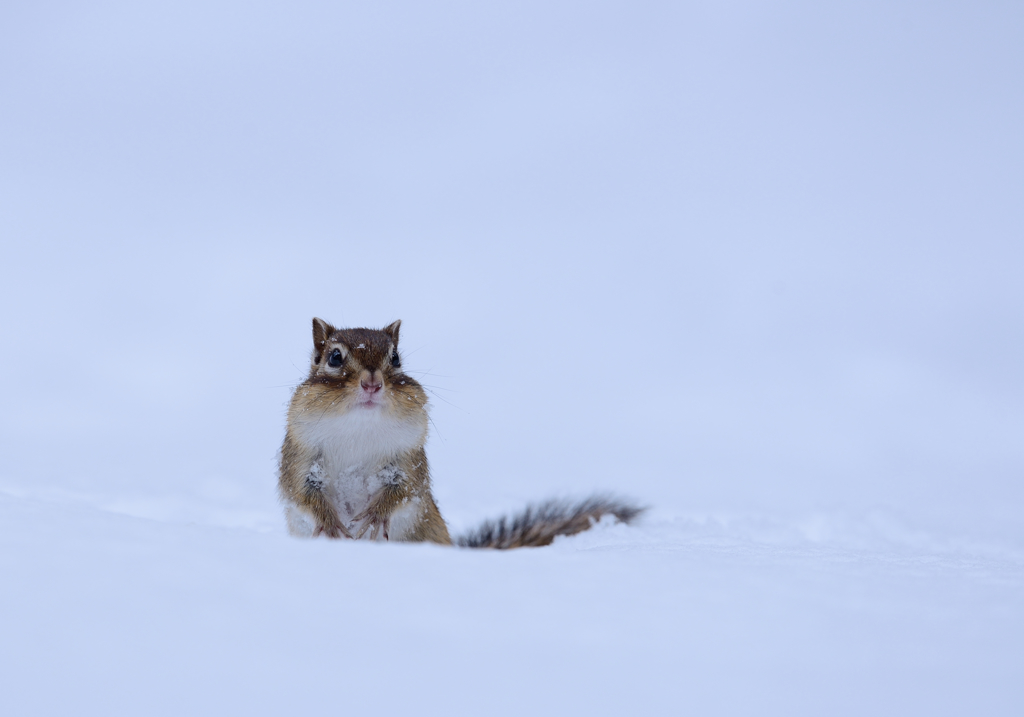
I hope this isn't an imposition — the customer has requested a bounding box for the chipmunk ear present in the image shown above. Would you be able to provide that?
[382,319,401,345]
[312,317,335,361]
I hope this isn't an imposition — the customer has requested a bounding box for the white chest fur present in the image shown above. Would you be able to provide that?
[292,407,425,472]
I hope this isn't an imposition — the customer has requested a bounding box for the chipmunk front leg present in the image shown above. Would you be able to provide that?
[301,462,353,539]
[352,466,414,541]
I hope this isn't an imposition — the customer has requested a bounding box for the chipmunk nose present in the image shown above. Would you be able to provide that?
[360,371,383,393]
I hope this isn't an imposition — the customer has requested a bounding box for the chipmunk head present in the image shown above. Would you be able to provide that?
[289,318,428,464]
[307,318,424,414]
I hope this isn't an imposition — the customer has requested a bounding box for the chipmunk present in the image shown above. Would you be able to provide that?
[278,318,643,548]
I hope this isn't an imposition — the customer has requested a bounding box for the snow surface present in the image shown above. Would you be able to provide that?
[1,1,1023,715]
[2,489,1021,716]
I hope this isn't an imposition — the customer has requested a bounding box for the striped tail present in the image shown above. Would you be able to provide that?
[456,495,645,549]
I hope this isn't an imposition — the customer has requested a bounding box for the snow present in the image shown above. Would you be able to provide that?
[2,489,1020,715]
[1,1,1023,715]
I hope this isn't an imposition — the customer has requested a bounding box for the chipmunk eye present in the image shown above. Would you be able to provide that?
[327,349,344,368]
[391,351,401,368]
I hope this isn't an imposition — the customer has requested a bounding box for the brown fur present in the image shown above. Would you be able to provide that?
[278,318,642,548]
[278,318,451,544]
